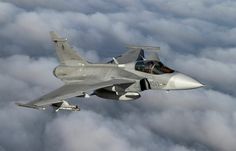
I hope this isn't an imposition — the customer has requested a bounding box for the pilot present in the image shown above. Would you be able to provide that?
[146,61,154,73]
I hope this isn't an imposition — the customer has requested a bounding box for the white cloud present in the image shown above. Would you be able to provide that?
[171,53,236,95]
[0,55,61,103]
[1,1,236,151]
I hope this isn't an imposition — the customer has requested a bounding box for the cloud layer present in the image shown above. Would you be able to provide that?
[0,1,236,151]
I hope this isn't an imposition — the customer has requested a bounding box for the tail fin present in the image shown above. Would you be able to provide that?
[50,31,88,65]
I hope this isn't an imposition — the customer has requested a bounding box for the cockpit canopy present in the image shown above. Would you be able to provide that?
[135,60,174,75]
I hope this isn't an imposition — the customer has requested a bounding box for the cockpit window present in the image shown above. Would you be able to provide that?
[135,60,174,75]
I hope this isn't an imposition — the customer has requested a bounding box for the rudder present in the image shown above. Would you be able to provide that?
[50,31,87,65]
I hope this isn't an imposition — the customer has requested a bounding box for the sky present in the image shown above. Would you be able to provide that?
[0,0,236,151]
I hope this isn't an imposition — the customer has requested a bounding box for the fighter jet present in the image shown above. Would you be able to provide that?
[17,31,204,111]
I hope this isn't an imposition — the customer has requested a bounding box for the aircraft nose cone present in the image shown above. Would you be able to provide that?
[166,73,204,90]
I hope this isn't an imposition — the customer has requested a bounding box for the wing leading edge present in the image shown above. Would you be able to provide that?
[17,79,135,109]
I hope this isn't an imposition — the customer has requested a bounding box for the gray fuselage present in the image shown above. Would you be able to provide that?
[53,61,202,101]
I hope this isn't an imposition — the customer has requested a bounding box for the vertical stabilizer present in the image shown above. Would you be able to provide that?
[50,31,87,65]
